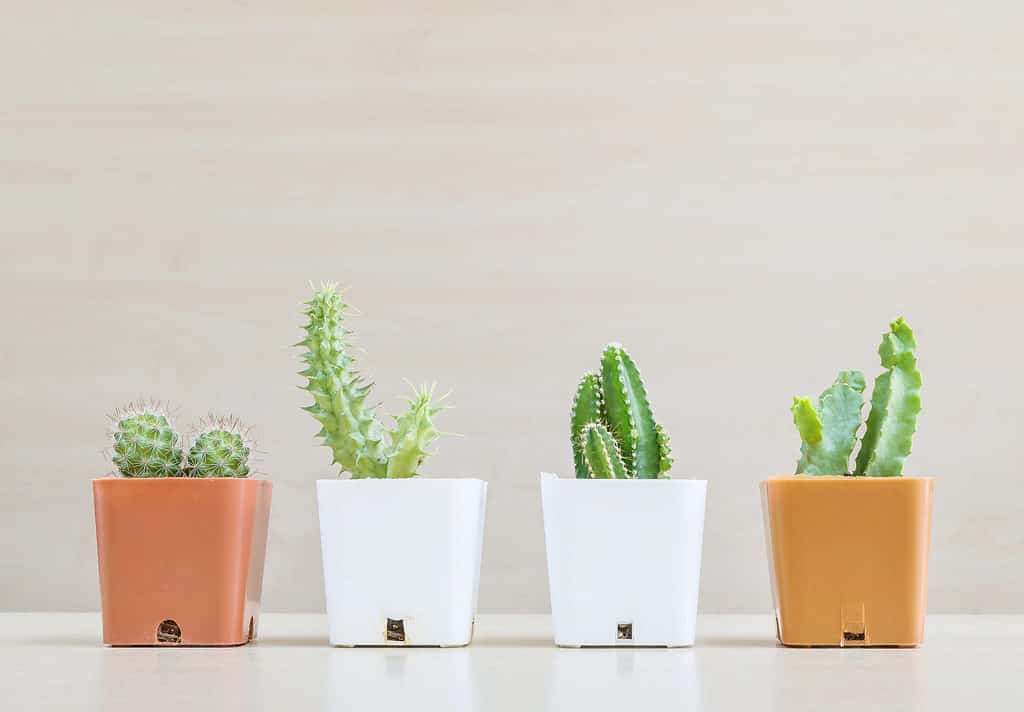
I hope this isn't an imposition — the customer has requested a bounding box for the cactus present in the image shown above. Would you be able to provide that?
[185,417,252,478]
[385,385,445,478]
[580,423,628,479]
[110,405,185,478]
[570,344,672,479]
[792,370,866,475]
[570,373,605,478]
[854,318,922,476]
[792,318,921,477]
[298,283,447,478]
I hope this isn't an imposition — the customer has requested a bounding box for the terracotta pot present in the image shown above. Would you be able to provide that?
[761,475,933,647]
[93,477,272,646]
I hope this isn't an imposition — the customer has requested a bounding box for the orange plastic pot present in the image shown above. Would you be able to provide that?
[93,477,272,646]
[761,475,933,647]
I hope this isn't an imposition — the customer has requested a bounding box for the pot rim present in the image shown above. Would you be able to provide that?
[762,474,933,483]
[92,476,270,484]
[541,471,707,484]
[316,476,486,484]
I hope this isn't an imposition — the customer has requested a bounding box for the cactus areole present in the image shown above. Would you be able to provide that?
[298,283,446,478]
[791,317,922,477]
[570,343,673,479]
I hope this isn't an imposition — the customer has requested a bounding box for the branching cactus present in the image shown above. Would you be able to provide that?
[185,417,253,478]
[570,344,672,479]
[298,283,447,478]
[109,404,185,478]
[792,317,922,477]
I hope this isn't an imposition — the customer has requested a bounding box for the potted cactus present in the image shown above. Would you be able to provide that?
[762,317,932,647]
[300,284,487,647]
[541,344,707,647]
[93,407,272,646]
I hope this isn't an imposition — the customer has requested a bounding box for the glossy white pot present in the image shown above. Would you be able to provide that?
[541,472,707,647]
[317,478,487,647]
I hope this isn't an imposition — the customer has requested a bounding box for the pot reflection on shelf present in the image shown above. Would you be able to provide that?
[325,647,477,711]
[543,648,703,710]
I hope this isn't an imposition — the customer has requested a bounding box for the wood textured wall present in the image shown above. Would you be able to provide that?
[2,1,1022,611]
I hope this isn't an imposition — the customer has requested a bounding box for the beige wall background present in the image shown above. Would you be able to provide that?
[3,1,1023,613]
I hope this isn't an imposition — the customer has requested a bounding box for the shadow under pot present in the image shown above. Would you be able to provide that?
[92,477,272,646]
[540,473,708,647]
[761,475,933,647]
[317,478,488,647]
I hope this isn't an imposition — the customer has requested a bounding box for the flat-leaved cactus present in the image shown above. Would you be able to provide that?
[792,317,922,477]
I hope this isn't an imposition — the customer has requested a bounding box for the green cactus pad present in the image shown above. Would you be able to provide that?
[111,411,184,478]
[792,370,866,475]
[580,423,628,479]
[186,429,251,478]
[854,318,922,477]
[570,372,605,479]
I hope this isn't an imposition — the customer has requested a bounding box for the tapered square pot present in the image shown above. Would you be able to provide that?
[93,477,272,646]
[761,475,933,647]
[317,478,487,647]
[540,473,707,647]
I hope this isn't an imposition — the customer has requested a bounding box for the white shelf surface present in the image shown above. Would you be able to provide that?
[3,613,1022,710]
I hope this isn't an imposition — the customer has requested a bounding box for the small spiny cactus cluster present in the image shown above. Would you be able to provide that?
[108,402,254,478]
[792,317,922,477]
[297,282,447,478]
[570,344,673,479]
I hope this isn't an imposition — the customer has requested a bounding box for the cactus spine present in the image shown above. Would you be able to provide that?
[186,418,252,478]
[792,318,921,477]
[111,407,184,478]
[570,344,672,479]
[298,283,446,478]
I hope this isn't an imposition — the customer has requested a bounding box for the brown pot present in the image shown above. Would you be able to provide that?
[93,477,272,646]
[761,475,933,647]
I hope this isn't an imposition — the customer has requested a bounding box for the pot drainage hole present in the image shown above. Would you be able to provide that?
[157,619,181,644]
[386,618,406,642]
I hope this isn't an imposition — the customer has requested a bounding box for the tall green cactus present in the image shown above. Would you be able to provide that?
[570,344,672,479]
[298,283,446,478]
[792,318,921,477]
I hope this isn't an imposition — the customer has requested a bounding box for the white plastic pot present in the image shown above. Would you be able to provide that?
[540,472,707,647]
[317,478,488,647]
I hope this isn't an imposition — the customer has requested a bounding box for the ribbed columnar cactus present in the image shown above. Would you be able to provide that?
[792,317,922,477]
[298,283,447,478]
[110,406,184,478]
[186,418,252,478]
[570,344,672,479]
